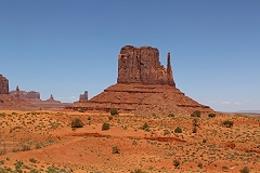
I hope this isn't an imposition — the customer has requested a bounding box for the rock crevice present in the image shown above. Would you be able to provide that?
[117,45,175,86]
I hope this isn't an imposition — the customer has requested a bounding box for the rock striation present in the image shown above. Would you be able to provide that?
[72,45,213,115]
[118,45,175,86]
[0,74,9,94]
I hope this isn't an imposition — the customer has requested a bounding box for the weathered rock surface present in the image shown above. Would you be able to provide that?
[79,91,88,102]
[9,87,41,100]
[72,45,213,115]
[1,86,67,110]
[0,74,9,94]
[118,45,175,86]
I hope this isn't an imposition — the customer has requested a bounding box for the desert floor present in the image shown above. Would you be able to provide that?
[0,110,259,173]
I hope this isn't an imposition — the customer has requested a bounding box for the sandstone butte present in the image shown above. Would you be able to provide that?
[0,76,65,110]
[73,45,213,115]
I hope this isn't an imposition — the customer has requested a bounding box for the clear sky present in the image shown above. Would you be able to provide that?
[0,0,259,112]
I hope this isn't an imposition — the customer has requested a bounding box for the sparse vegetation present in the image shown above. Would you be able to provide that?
[191,110,201,118]
[110,108,118,116]
[174,127,182,133]
[168,113,175,118]
[141,122,150,131]
[112,146,120,154]
[192,118,199,133]
[131,169,147,173]
[222,120,234,128]
[46,166,71,173]
[71,118,84,129]
[173,159,180,169]
[29,158,37,163]
[240,166,250,173]
[102,122,110,131]
[208,113,216,118]
[198,163,203,169]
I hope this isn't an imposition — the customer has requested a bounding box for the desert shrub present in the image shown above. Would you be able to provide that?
[112,146,120,154]
[222,120,234,128]
[46,166,69,173]
[173,159,180,169]
[0,160,4,165]
[240,166,250,173]
[142,122,150,131]
[50,121,60,129]
[0,112,6,117]
[198,163,203,169]
[29,158,37,163]
[208,113,216,118]
[71,118,84,129]
[168,113,175,118]
[0,149,6,155]
[78,107,86,113]
[15,160,24,172]
[131,169,146,173]
[102,122,110,131]
[174,127,182,133]
[192,118,199,133]
[110,108,118,116]
[192,127,197,133]
[191,110,201,118]
[21,144,31,151]
[29,169,40,173]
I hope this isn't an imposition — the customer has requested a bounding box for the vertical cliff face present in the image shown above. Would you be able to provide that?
[0,74,9,94]
[117,45,175,86]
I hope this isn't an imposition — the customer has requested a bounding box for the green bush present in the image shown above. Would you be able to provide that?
[168,113,175,118]
[223,120,234,128]
[174,127,182,133]
[173,159,180,169]
[240,166,250,173]
[208,113,216,118]
[142,122,150,131]
[71,118,84,129]
[131,169,147,173]
[110,108,118,116]
[102,122,110,131]
[29,158,37,163]
[112,146,120,154]
[191,110,201,118]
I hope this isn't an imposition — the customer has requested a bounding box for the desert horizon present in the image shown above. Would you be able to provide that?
[0,1,259,173]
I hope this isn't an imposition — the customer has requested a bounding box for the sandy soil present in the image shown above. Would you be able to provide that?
[0,110,259,173]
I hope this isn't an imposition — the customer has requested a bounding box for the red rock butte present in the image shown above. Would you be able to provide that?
[0,74,9,94]
[73,45,213,115]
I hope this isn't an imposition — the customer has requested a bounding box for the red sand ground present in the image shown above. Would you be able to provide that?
[0,110,259,173]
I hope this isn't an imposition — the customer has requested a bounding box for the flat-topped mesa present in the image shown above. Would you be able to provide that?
[117,45,176,86]
[0,74,9,94]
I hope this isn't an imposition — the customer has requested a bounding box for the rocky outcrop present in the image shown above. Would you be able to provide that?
[72,45,213,115]
[117,45,175,86]
[79,91,88,102]
[0,74,9,94]
[9,87,40,100]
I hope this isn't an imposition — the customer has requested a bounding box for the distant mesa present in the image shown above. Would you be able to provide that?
[0,74,9,94]
[72,45,213,115]
[0,76,65,110]
[79,91,88,102]
[9,85,41,100]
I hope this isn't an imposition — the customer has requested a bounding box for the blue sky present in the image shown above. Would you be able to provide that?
[0,0,259,112]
